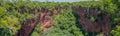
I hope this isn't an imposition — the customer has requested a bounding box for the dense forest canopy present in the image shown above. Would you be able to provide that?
[0,0,120,36]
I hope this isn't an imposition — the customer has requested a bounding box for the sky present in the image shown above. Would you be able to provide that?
[8,0,99,2]
[36,0,80,2]
[35,0,99,2]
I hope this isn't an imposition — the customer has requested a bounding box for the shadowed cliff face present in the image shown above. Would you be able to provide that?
[15,8,60,36]
[16,7,111,36]
[40,8,60,32]
[15,9,40,36]
[72,7,111,36]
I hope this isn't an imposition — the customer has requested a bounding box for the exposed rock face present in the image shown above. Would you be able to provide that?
[15,7,60,36]
[53,7,61,15]
[15,9,40,36]
[40,8,60,32]
[72,7,111,36]
[16,7,111,36]
[15,15,40,36]
[40,8,53,32]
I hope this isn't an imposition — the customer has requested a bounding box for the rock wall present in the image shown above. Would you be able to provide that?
[15,7,111,36]
[72,7,111,36]
[15,7,60,36]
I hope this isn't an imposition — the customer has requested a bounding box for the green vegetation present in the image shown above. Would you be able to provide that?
[111,25,120,36]
[0,0,120,36]
[42,8,83,36]
[31,22,42,36]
